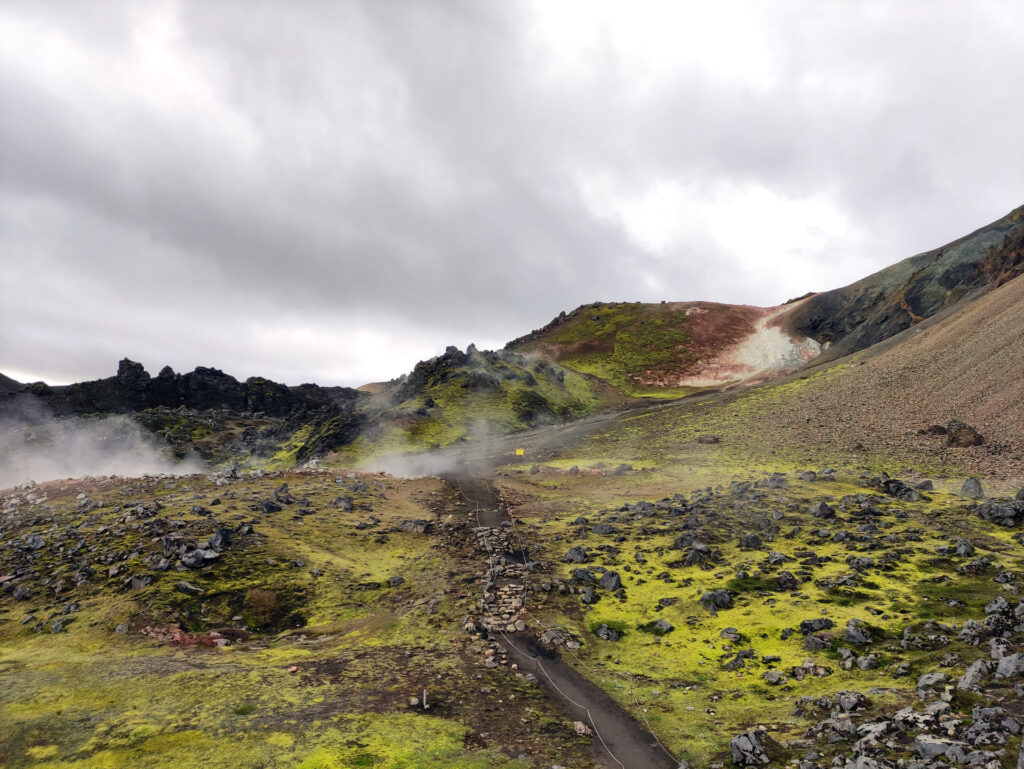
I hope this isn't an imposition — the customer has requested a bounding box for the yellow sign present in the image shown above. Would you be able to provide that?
[515,448,524,456]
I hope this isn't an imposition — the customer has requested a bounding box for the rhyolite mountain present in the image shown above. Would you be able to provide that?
[786,203,1024,361]
[510,204,1024,392]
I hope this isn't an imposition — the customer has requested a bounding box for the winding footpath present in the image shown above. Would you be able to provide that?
[445,470,678,769]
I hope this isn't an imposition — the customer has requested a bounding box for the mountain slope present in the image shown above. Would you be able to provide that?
[592,272,1024,479]
[507,299,820,396]
[786,204,1024,360]
[0,373,21,393]
[509,205,1023,396]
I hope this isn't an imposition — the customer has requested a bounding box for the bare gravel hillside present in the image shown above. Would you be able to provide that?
[763,273,1024,477]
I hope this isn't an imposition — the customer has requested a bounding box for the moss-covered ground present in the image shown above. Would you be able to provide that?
[0,471,594,768]
[491,461,1024,766]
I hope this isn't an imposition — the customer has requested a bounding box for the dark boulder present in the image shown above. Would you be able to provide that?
[599,570,622,591]
[843,618,873,645]
[961,477,984,498]
[255,499,282,514]
[701,589,735,610]
[638,618,674,635]
[594,623,622,641]
[208,528,232,551]
[396,520,433,534]
[947,420,984,447]
[811,501,835,519]
[570,568,598,585]
[579,585,599,604]
[739,533,762,549]
[730,730,770,766]
[778,571,798,591]
[977,499,1024,527]
[561,546,590,563]
[799,618,835,634]
[12,584,32,601]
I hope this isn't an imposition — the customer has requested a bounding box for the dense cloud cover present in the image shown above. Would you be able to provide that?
[1,1,1022,387]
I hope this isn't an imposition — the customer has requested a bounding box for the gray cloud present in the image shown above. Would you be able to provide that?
[1,0,1021,387]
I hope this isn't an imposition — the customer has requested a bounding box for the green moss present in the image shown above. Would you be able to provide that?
[493,464,1024,764]
[540,303,697,395]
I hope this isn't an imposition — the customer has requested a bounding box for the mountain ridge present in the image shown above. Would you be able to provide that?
[2,204,1021,475]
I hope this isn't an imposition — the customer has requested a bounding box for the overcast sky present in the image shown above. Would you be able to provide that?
[1,1,1021,388]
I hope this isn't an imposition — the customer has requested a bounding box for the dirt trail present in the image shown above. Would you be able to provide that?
[444,471,678,769]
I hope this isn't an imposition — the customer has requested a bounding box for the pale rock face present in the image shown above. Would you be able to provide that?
[735,324,821,372]
[680,301,821,387]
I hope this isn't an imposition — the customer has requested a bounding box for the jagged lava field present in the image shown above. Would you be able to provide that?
[1,205,1023,769]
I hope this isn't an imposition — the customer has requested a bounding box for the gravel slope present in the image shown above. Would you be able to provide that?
[754,273,1024,478]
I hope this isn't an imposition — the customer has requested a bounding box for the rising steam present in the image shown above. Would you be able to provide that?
[0,395,206,489]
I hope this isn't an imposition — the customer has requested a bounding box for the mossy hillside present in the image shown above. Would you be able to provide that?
[337,348,602,461]
[0,472,589,768]
[495,467,1024,764]
[511,302,699,397]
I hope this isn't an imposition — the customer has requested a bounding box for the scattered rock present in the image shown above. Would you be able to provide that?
[957,659,990,690]
[811,501,835,519]
[599,570,622,591]
[562,546,590,563]
[961,477,984,498]
[777,570,798,591]
[397,520,433,534]
[843,618,873,645]
[730,730,770,766]
[799,618,835,635]
[175,580,204,596]
[701,589,735,611]
[947,420,984,447]
[639,618,674,635]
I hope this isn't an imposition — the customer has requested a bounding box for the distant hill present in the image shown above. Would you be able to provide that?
[1,360,367,466]
[628,270,1024,479]
[506,300,817,396]
[0,351,602,467]
[509,205,1024,395]
[354,345,601,455]
[0,373,21,393]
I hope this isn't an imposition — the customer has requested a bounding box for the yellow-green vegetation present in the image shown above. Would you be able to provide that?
[0,471,588,768]
[494,464,1024,765]
[513,302,699,397]
[338,348,602,461]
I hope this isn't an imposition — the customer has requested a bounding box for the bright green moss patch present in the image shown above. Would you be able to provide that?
[536,303,697,395]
